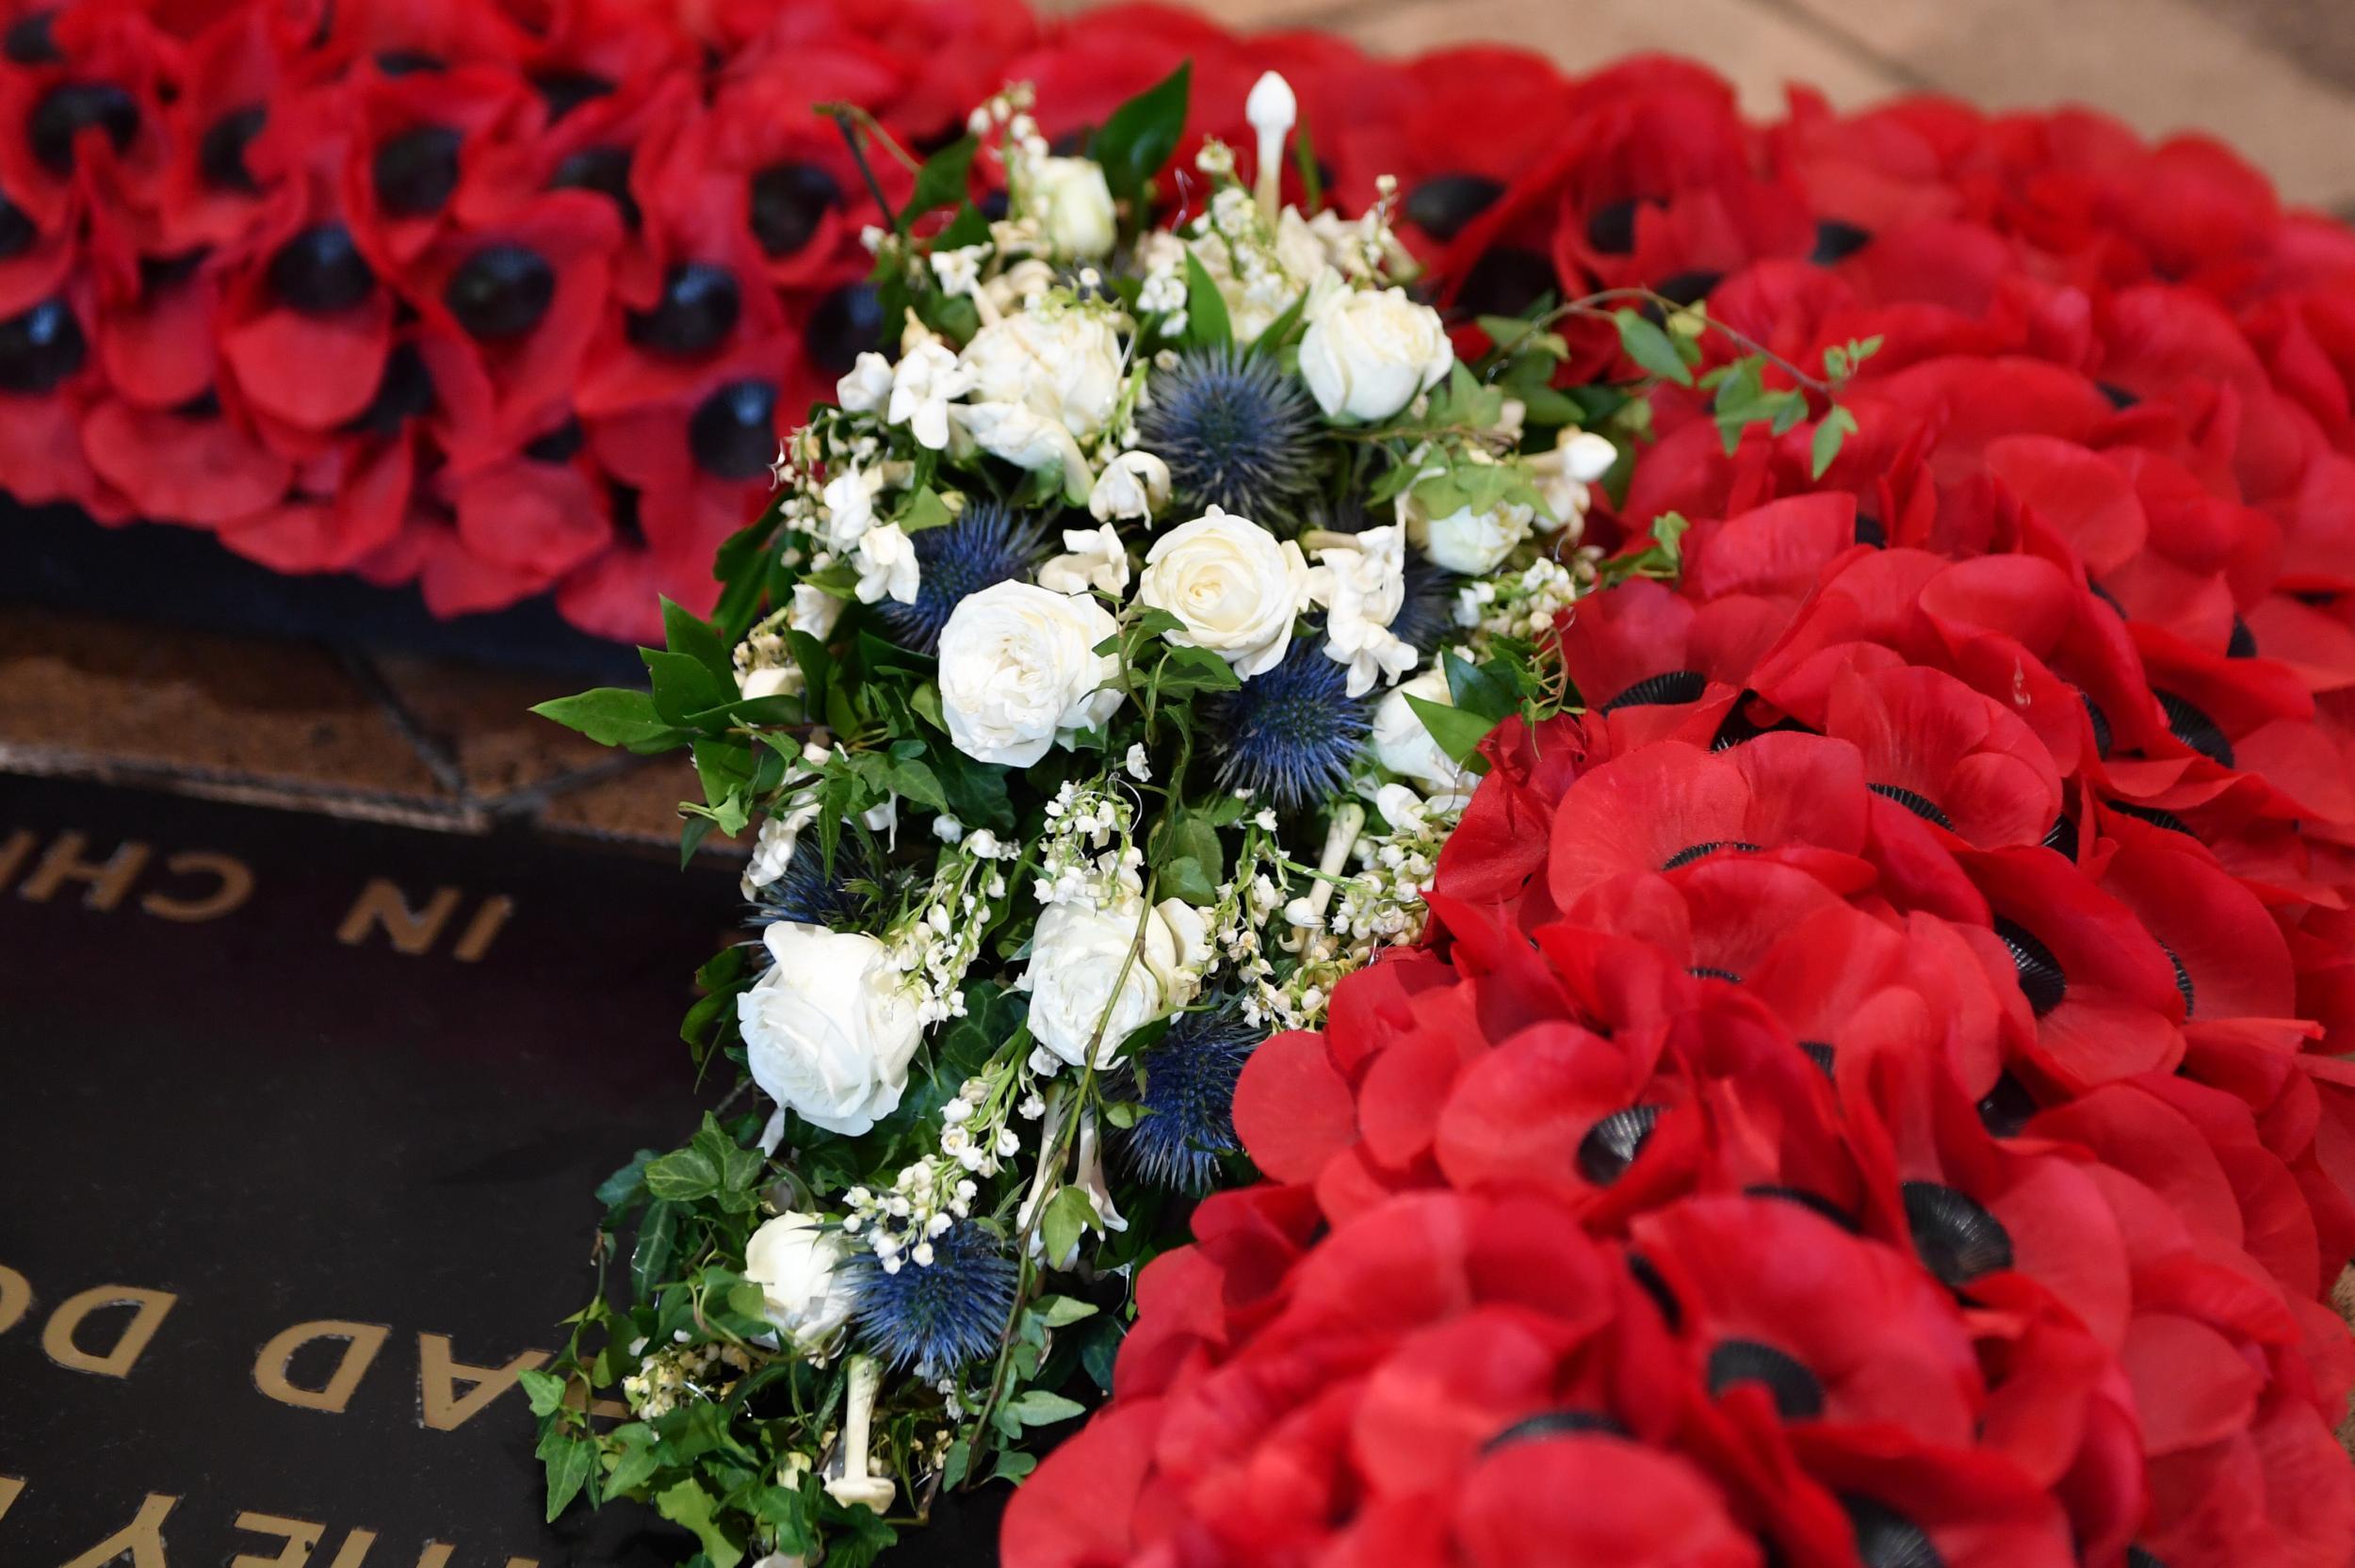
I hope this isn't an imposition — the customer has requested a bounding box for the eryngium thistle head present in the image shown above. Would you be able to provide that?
[1124,1002,1258,1190]
[872,500,1048,654]
[746,832,869,929]
[846,1221,1018,1380]
[1136,345,1321,529]
[1210,634,1370,809]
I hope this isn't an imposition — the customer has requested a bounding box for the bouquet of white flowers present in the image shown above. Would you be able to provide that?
[525,60,1860,1567]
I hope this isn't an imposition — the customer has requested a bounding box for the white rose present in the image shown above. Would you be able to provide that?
[885,340,971,450]
[937,581,1123,767]
[1141,897,1210,1011]
[788,582,843,641]
[1298,282,1453,422]
[742,1212,857,1350]
[1372,666,1475,796]
[836,352,894,415]
[960,306,1125,441]
[1026,156,1117,260]
[1137,509,1311,679]
[1022,897,1165,1068]
[1399,475,1535,575]
[1087,450,1173,524]
[739,922,924,1136]
[960,402,1092,498]
[853,523,919,606]
[1037,523,1131,597]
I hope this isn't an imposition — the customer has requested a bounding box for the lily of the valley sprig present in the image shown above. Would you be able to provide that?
[525,60,1864,1568]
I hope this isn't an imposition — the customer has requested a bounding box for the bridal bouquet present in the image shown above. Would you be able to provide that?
[524,62,1860,1567]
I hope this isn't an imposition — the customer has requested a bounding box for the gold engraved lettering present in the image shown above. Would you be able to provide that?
[0,828,33,890]
[0,1265,29,1335]
[450,896,514,963]
[336,881,463,956]
[41,1285,176,1377]
[60,1494,177,1568]
[231,1511,326,1568]
[323,1531,377,1568]
[416,1333,548,1431]
[140,850,256,923]
[18,832,152,911]
[0,1475,22,1522]
[253,1320,391,1414]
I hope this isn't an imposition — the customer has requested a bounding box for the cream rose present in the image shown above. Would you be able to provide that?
[937,581,1122,767]
[1136,509,1311,679]
[739,922,924,1136]
[742,1212,858,1351]
[1410,495,1535,575]
[960,305,1124,441]
[1372,666,1475,797]
[1026,155,1117,260]
[1298,283,1453,422]
[1021,895,1208,1067]
[1087,450,1173,524]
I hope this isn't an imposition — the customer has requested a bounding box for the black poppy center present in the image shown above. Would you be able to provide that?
[2041,812,2079,862]
[31,81,139,174]
[347,343,435,436]
[1483,1407,1629,1452]
[1993,917,2067,1016]
[4,9,58,64]
[372,124,463,217]
[750,161,845,257]
[1627,1252,1681,1328]
[1577,1105,1659,1186]
[689,379,778,482]
[525,416,586,464]
[0,190,34,259]
[806,282,884,374]
[445,244,556,341]
[1844,1495,1945,1568]
[2227,615,2256,659]
[1854,512,1888,548]
[1746,1183,1855,1229]
[2081,690,2114,758]
[268,223,375,315]
[0,298,85,394]
[1869,783,1955,830]
[1799,1041,1836,1076]
[550,145,641,230]
[1705,1339,1824,1420]
[200,105,267,194]
[1405,171,1505,243]
[2162,942,2195,1016]
[533,71,613,122]
[1976,1072,2039,1139]
[2157,690,2234,768]
[1688,965,1742,983]
[1584,198,1643,254]
[2110,800,2195,837]
[1604,669,1708,712]
[1811,218,1873,265]
[628,261,739,355]
[1662,840,1761,871]
[1454,246,1555,320]
[1900,1181,2013,1288]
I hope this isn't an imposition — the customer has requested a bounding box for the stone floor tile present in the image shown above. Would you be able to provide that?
[365,651,627,810]
[0,607,462,828]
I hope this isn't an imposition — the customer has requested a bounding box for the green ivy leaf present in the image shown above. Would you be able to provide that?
[605,1422,661,1495]
[631,1201,680,1298]
[643,1147,720,1201]
[900,135,977,227]
[1405,691,1500,769]
[661,598,734,684]
[990,1450,1040,1484]
[656,1478,745,1568]
[1811,405,1860,479]
[543,1433,597,1522]
[1613,309,1693,387]
[518,1366,567,1417]
[1182,247,1232,349]
[1089,62,1190,209]
[1036,1295,1100,1328]
[1006,1390,1089,1428]
[642,649,734,726]
[1040,1185,1096,1269]
[530,688,678,751]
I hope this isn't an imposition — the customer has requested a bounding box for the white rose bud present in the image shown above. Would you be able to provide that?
[961,307,1125,441]
[1410,495,1535,575]
[1021,897,1167,1068]
[1137,509,1311,679]
[1037,522,1131,597]
[1028,155,1117,260]
[1087,450,1173,524]
[853,523,919,606]
[742,1212,858,1351]
[739,922,924,1136]
[937,581,1123,767]
[1298,280,1454,422]
[1372,665,1475,796]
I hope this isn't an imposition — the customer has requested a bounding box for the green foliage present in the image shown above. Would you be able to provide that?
[1088,62,1190,210]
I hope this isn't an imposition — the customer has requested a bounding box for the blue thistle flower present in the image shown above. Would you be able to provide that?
[1137,345,1321,528]
[871,500,1048,653]
[1124,1002,1258,1191]
[846,1221,1019,1380]
[1209,635,1371,809]
[746,832,869,929]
